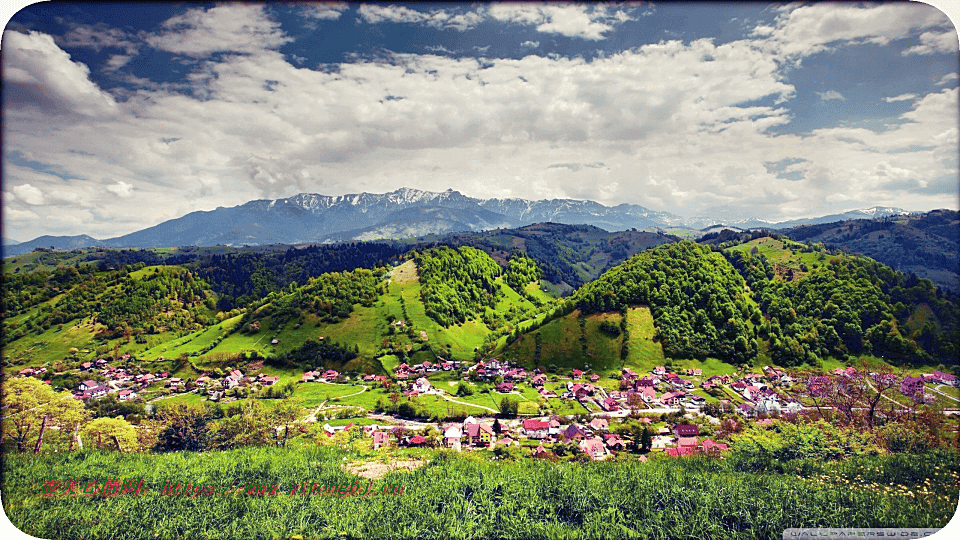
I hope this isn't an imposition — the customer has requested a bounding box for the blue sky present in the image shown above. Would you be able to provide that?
[2,1,958,240]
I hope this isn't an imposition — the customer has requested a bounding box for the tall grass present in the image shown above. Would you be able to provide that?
[3,447,957,539]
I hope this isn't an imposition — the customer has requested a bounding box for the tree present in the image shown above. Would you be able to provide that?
[81,417,138,452]
[2,378,88,452]
[156,403,209,451]
[499,397,519,418]
[639,426,652,454]
[206,401,275,450]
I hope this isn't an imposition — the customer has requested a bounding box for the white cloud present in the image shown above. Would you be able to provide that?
[104,54,133,71]
[59,24,138,54]
[757,3,952,58]
[884,93,917,103]
[106,181,134,198]
[299,2,349,21]
[3,21,957,238]
[358,4,428,25]
[817,90,845,101]
[144,4,292,57]
[937,72,959,85]
[5,208,40,222]
[488,3,615,40]
[521,40,540,48]
[2,30,118,117]
[902,29,959,55]
[358,4,484,32]
[12,184,45,205]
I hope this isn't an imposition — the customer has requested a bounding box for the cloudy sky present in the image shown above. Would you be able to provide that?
[2,1,958,241]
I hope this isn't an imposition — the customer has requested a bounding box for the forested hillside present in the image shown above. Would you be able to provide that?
[573,242,757,363]
[2,235,957,376]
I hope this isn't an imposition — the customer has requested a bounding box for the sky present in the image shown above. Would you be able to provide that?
[2,1,959,241]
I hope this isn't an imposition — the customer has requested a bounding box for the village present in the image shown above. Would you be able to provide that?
[13,352,959,462]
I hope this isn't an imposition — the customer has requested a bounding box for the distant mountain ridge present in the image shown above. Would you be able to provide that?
[4,187,915,256]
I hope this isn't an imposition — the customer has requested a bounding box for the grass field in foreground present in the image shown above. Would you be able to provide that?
[2,447,956,540]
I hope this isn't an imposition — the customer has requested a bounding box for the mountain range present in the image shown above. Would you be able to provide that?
[2,187,913,257]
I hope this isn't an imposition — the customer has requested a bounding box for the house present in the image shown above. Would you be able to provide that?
[589,374,600,383]
[87,385,109,398]
[572,369,584,380]
[302,371,319,383]
[81,362,94,371]
[601,398,620,412]
[532,445,552,459]
[588,418,609,432]
[412,377,432,393]
[443,426,462,450]
[651,435,670,450]
[579,438,609,460]
[531,374,547,387]
[675,424,700,437]
[743,385,762,401]
[79,380,99,391]
[738,403,755,417]
[118,389,137,401]
[636,376,657,388]
[756,398,781,416]
[701,439,729,455]
[496,382,514,393]
[259,376,279,386]
[676,436,698,448]
[464,422,494,446]
[931,371,957,386]
[622,368,639,380]
[666,446,698,458]
[686,368,702,376]
[322,370,340,381]
[660,391,684,406]
[406,435,428,447]
[372,431,390,449]
[522,419,551,439]
[495,436,518,448]
[653,366,666,376]
[563,424,586,442]
[603,434,629,450]
[635,386,656,403]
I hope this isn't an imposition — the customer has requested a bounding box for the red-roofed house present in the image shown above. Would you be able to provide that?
[701,439,729,455]
[602,398,620,412]
[522,419,551,439]
[932,371,957,386]
[464,423,494,446]
[676,436,698,448]
[666,446,698,458]
[579,438,608,460]
[407,435,427,447]
[572,369,584,379]
[589,418,609,432]
[675,424,700,437]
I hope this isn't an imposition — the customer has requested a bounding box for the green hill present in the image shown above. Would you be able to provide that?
[2,236,957,387]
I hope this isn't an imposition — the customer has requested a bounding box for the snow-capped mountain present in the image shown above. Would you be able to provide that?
[3,188,916,255]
